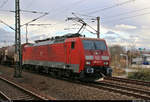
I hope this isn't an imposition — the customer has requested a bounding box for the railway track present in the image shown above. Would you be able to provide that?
[1,65,150,100]
[22,69,150,100]
[0,76,55,101]
[86,77,150,100]
[94,81,150,100]
[45,76,150,100]
[0,91,11,101]
[104,77,150,87]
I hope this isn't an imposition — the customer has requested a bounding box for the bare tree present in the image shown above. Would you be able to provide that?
[109,45,125,68]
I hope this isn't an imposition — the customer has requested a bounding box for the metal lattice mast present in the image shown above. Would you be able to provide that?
[14,0,22,77]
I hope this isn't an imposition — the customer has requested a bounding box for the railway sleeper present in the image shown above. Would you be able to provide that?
[12,97,35,100]
[90,84,150,100]
[11,95,35,100]
[99,81,150,95]
[105,77,150,86]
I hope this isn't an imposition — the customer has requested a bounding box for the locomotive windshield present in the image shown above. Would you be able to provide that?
[82,40,107,51]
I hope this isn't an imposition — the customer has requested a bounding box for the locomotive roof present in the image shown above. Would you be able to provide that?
[27,33,105,47]
[32,33,81,46]
[81,37,105,41]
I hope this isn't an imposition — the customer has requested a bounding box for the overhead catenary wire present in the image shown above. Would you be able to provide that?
[104,11,150,23]
[72,18,97,35]
[0,19,15,31]
[20,10,49,14]
[86,0,136,15]
[27,24,51,26]
[72,12,97,33]
[0,9,48,14]
[0,13,48,31]
[46,0,86,18]
[105,6,150,19]
[73,12,97,19]
[21,13,49,27]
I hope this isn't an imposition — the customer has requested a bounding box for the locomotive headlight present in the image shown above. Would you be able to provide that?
[85,56,94,60]
[104,62,108,65]
[102,56,109,60]
[86,61,91,65]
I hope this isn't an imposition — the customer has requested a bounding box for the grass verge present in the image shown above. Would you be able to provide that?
[128,68,150,81]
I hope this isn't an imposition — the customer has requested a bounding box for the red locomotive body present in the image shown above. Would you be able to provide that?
[22,34,112,80]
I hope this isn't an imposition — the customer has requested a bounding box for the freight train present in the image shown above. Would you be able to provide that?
[0,33,112,81]
[0,44,27,65]
[0,46,14,64]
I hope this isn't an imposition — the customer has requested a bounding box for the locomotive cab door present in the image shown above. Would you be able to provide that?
[65,42,71,65]
[65,41,76,63]
[65,41,80,72]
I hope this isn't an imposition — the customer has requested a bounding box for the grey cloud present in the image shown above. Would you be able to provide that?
[105,31,117,35]
[1,0,150,49]
[29,34,49,42]
[0,28,15,47]
[0,28,14,41]
[104,36,117,40]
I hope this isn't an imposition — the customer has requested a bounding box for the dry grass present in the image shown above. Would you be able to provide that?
[128,68,150,81]
[112,67,126,76]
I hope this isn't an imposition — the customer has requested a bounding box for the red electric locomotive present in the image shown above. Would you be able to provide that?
[22,33,112,81]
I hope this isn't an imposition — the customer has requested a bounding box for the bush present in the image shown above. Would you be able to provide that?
[128,69,150,81]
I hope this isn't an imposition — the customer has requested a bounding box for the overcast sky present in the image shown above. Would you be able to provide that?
[0,0,150,50]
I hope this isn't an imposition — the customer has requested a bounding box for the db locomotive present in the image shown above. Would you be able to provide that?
[22,33,112,80]
[0,33,112,81]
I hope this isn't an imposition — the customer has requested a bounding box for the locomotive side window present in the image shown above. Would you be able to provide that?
[71,42,75,49]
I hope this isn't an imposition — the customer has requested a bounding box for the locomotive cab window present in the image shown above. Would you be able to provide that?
[71,42,75,49]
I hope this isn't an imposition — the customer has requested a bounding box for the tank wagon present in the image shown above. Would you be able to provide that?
[22,33,112,81]
[0,44,28,65]
[3,45,15,64]
[0,47,8,64]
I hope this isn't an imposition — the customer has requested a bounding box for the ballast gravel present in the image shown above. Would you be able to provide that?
[0,65,135,100]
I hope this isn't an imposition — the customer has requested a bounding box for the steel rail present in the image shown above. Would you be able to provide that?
[97,81,150,99]
[48,76,150,100]
[4,65,150,100]
[0,75,56,100]
[104,77,150,86]
[87,82,150,100]
[22,68,150,100]
[0,91,11,101]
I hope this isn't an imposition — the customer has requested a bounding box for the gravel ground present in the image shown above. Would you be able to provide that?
[0,65,136,100]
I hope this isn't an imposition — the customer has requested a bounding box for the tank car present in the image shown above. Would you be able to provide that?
[22,33,112,81]
[0,47,8,64]
[3,45,15,64]
[0,43,29,65]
